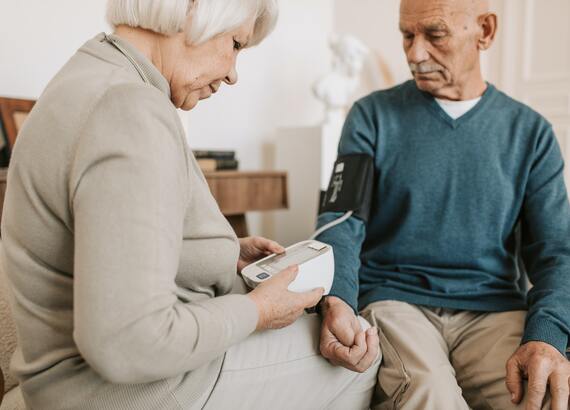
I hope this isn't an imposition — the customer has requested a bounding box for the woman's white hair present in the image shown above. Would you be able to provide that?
[106,0,278,46]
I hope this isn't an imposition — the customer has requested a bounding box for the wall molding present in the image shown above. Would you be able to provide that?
[522,0,570,84]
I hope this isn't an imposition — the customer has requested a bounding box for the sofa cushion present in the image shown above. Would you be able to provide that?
[0,386,25,410]
[0,243,18,393]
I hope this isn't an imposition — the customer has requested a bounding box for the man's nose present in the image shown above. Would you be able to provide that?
[407,36,430,64]
[224,65,238,86]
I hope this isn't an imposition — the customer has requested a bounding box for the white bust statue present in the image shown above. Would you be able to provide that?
[313,34,370,125]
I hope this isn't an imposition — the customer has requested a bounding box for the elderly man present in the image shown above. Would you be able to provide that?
[316,0,570,409]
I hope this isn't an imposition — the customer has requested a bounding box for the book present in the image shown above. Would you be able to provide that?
[193,150,236,160]
[197,158,239,172]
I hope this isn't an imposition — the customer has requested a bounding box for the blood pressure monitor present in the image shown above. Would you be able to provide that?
[241,240,334,294]
[241,154,374,296]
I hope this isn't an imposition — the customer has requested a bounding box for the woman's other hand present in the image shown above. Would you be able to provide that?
[247,266,324,330]
[237,236,285,272]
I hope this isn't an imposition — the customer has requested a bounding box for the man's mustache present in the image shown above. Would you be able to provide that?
[409,63,444,74]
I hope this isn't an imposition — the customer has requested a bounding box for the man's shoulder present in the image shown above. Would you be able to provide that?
[355,80,415,108]
[489,85,551,127]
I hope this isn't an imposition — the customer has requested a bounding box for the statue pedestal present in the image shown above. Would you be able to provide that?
[320,112,345,189]
[274,122,343,245]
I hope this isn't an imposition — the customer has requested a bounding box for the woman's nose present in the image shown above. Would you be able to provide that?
[224,66,238,85]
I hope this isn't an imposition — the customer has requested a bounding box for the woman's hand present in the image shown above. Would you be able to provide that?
[237,236,285,272]
[247,266,324,330]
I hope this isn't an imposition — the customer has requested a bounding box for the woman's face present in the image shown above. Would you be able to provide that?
[166,21,255,111]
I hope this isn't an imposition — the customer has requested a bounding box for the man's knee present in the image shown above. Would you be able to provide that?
[406,373,462,399]
[375,370,468,410]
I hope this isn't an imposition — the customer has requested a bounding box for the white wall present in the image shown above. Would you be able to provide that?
[0,1,109,99]
[333,0,410,88]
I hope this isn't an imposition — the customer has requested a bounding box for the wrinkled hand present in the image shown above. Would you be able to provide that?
[247,265,324,330]
[319,296,379,373]
[506,341,570,410]
[237,236,285,273]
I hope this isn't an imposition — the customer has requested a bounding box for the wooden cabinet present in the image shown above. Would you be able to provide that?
[0,169,288,237]
[204,171,288,237]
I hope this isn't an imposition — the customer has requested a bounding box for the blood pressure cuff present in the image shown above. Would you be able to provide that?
[319,154,375,223]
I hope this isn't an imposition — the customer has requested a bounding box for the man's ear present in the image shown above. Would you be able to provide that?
[477,12,498,51]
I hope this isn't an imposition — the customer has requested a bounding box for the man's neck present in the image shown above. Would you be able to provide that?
[431,69,487,101]
[432,82,487,101]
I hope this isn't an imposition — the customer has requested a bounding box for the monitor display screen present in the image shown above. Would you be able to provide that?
[257,243,327,272]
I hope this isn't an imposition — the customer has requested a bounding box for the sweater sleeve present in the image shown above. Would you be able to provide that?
[520,123,570,356]
[315,101,377,312]
[70,84,258,384]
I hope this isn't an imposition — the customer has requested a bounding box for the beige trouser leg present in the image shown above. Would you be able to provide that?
[203,313,381,410]
[362,301,469,410]
[362,301,551,410]
[447,309,551,410]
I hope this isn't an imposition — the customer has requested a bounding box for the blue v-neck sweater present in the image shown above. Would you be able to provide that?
[316,80,570,355]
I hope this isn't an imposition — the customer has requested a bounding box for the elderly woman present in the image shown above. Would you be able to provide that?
[1,0,380,409]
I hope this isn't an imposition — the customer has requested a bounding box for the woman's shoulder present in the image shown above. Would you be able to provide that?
[20,57,184,171]
[45,58,171,119]
[35,34,172,123]
[29,35,183,152]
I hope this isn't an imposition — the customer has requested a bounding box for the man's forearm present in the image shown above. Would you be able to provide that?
[315,212,366,312]
[522,286,570,356]
[520,126,570,356]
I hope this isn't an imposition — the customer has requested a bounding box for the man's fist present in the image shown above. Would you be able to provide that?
[319,296,380,373]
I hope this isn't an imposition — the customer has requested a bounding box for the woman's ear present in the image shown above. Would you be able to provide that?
[477,12,498,51]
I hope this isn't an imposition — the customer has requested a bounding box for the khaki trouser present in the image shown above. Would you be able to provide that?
[362,300,552,410]
[202,313,380,410]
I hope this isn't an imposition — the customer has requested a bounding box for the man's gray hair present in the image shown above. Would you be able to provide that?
[106,0,278,46]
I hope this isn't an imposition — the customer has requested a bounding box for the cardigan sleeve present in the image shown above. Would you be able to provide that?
[70,84,258,384]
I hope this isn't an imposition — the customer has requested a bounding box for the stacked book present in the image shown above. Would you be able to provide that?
[193,150,239,173]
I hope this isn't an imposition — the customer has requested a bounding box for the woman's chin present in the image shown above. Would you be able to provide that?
[177,94,199,111]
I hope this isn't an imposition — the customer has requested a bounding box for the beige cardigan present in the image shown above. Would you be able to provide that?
[0,33,258,410]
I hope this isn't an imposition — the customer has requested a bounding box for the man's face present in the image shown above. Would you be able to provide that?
[399,0,482,97]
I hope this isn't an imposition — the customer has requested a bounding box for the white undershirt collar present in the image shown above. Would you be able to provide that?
[435,97,482,120]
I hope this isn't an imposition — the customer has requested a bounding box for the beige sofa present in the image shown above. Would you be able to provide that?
[0,244,25,410]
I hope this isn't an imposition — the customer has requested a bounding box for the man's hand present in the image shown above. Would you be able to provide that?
[319,296,379,373]
[237,236,285,273]
[506,341,570,410]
